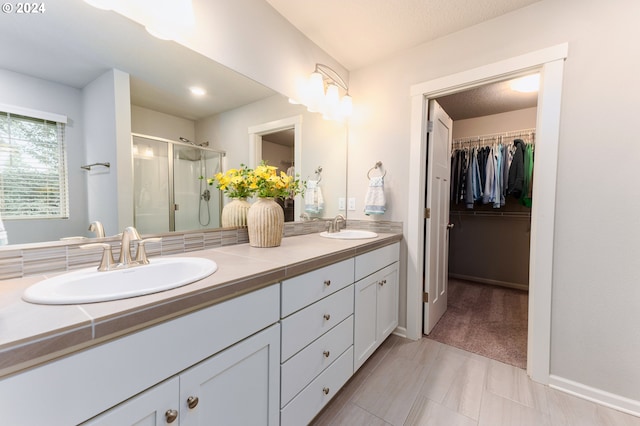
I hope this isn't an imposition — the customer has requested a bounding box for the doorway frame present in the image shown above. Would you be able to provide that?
[248,115,303,219]
[406,43,568,384]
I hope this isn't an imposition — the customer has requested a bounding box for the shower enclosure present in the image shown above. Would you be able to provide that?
[132,134,223,235]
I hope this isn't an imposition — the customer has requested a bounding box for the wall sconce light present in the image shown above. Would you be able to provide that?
[291,64,352,121]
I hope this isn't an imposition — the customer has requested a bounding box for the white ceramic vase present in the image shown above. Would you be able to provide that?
[247,197,284,247]
[221,198,251,228]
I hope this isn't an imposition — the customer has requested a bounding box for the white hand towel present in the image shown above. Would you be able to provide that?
[304,180,324,213]
[364,176,386,215]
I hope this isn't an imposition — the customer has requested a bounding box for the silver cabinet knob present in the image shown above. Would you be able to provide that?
[323,387,330,395]
[379,279,387,286]
[187,396,199,409]
[165,409,178,423]
[323,313,331,321]
[447,223,455,229]
[323,350,330,358]
[324,279,331,286]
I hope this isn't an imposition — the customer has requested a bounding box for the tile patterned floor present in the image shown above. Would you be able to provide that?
[311,335,640,426]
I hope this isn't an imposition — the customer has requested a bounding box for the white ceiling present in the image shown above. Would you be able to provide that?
[0,0,541,122]
[265,0,541,71]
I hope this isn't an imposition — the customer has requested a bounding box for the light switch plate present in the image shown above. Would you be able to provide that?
[338,197,346,210]
[348,198,356,211]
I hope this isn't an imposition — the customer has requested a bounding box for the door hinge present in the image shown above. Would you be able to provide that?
[427,120,434,133]
[423,292,429,303]
[424,208,431,219]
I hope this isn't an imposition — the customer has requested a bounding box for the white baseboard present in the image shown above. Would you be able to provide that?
[448,273,529,292]
[392,326,408,339]
[549,375,640,418]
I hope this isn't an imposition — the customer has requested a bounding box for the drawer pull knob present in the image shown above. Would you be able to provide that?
[323,313,331,321]
[379,279,387,286]
[324,279,331,286]
[187,396,199,409]
[165,409,178,423]
[323,350,330,358]
[323,387,330,395]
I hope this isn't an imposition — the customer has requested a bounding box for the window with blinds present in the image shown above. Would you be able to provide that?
[0,111,69,219]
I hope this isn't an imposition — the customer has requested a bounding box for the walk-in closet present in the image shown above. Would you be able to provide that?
[426,77,538,369]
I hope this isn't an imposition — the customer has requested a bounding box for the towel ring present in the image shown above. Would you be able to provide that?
[311,166,322,184]
[367,161,386,179]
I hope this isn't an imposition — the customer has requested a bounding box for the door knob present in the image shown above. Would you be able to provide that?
[187,396,199,409]
[165,409,178,423]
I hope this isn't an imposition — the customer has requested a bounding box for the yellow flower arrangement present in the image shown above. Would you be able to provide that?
[209,162,305,199]
[208,164,253,199]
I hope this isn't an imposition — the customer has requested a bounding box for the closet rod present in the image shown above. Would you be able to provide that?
[453,127,536,146]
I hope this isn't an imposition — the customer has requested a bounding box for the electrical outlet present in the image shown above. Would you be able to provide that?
[338,197,346,210]
[348,198,356,211]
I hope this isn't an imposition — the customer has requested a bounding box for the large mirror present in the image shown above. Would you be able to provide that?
[0,2,347,245]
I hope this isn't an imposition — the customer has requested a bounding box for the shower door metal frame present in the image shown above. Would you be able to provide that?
[131,133,225,232]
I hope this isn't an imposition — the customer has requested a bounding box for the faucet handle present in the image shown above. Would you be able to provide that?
[80,243,116,271]
[135,237,162,265]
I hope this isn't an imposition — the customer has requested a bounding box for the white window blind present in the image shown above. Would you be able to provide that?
[0,111,69,219]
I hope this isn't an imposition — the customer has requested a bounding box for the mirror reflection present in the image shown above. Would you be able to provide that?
[0,2,347,245]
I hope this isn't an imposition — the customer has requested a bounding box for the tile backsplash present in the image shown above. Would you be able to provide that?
[0,220,402,280]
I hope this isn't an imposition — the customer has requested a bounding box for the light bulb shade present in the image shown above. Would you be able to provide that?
[325,84,340,116]
[340,95,353,117]
[307,71,325,113]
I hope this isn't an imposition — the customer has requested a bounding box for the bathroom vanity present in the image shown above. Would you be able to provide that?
[0,232,400,425]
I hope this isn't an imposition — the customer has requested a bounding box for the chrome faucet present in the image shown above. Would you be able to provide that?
[327,214,346,233]
[88,221,105,238]
[118,226,142,266]
[81,226,162,271]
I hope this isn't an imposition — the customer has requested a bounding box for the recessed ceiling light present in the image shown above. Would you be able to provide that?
[189,86,206,96]
[510,74,540,93]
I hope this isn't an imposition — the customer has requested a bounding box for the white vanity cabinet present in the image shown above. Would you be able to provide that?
[2,284,280,426]
[84,324,280,426]
[279,259,356,426]
[354,242,400,371]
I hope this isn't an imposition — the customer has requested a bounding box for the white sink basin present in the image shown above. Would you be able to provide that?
[23,257,218,305]
[319,230,378,240]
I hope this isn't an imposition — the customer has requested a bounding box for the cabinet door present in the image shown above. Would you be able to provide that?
[354,262,399,372]
[377,262,399,341]
[354,274,379,371]
[83,377,180,426]
[179,324,280,426]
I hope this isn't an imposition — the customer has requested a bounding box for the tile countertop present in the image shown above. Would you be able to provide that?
[0,232,401,379]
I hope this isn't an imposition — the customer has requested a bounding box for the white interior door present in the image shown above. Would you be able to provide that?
[423,99,453,334]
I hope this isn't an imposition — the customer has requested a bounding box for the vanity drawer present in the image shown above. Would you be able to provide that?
[281,258,354,317]
[280,346,353,426]
[280,285,354,362]
[281,315,353,407]
[355,242,400,281]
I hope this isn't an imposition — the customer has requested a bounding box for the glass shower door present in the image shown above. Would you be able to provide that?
[173,145,222,232]
[133,136,170,234]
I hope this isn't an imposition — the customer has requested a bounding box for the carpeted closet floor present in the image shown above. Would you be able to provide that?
[426,278,528,369]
